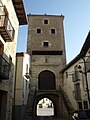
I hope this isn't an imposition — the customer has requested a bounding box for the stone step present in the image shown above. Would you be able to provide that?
[24,89,36,120]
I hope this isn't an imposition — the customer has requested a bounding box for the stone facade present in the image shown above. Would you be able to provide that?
[27,14,67,117]
[27,14,66,89]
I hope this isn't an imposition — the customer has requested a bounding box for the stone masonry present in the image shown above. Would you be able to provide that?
[27,14,67,118]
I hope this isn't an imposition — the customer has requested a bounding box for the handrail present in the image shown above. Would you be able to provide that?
[1,15,15,40]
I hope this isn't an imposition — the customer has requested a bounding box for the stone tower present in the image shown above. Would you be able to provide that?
[27,14,66,117]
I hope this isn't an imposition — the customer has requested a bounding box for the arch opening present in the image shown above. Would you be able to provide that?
[38,70,56,90]
[37,98,54,116]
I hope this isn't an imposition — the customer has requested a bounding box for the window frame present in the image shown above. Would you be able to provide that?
[36,28,42,34]
[43,19,49,25]
[43,41,49,47]
[51,28,56,34]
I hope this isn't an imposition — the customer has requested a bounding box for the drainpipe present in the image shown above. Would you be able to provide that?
[82,57,90,108]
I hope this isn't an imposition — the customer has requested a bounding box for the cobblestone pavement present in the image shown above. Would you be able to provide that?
[35,108,68,120]
[33,116,68,120]
[37,108,54,116]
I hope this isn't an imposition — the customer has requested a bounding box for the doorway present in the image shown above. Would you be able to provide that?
[0,90,7,120]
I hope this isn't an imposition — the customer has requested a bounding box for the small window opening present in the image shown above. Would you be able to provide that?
[37,29,41,34]
[43,42,49,47]
[51,29,55,34]
[44,20,48,24]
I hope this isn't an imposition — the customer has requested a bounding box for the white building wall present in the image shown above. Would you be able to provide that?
[15,53,31,120]
[23,53,31,105]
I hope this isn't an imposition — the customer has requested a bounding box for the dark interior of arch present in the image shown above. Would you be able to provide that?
[38,70,56,90]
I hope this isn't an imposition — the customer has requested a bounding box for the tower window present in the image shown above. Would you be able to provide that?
[51,29,55,34]
[43,41,49,47]
[37,29,41,34]
[44,19,48,24]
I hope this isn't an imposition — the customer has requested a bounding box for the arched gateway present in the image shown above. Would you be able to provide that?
[33,70,59,116]
[37,98,54,116]
[35,93,59,116]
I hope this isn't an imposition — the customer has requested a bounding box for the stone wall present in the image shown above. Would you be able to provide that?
[0,0,19,120]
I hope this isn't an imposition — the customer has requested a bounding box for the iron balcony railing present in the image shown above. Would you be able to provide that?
[0,6,15,42]
[0,55,11,79]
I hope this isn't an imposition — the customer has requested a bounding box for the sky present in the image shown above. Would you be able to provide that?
[16,0,90,63]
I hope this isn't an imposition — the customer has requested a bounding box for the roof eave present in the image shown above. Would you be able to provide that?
[12,0,27,25]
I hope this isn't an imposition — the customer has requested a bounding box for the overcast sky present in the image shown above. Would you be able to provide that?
[16,0,90,63]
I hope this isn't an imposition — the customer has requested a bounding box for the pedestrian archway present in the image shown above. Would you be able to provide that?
[38,70,56,90]
[37,98,54,116]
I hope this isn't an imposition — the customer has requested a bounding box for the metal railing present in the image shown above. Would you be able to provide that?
[0,55,11,79]
[0,6,15,41]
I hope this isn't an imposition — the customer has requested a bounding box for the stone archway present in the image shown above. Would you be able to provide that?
[38,70,56,90]
[37,97,54,116]
[34,92,60,117]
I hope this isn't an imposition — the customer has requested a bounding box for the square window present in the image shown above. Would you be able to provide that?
[51,29,55,34]
[37,29,41,34]
[44,20,48,24]
[43,42,48,47]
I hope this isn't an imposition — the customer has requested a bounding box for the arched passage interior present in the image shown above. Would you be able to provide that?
[37,98,54,116]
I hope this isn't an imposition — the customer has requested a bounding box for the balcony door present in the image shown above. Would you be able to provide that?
[0,90,7,120]
[38,70,56,90]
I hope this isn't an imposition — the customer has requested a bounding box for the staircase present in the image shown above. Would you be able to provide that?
[24,86,36,120]
[59,85,74,115]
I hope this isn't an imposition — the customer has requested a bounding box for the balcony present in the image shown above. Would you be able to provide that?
[0,55,11,79]
[0,6,15,42]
